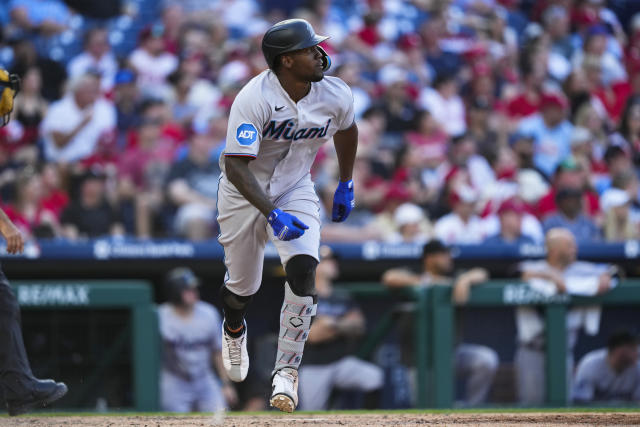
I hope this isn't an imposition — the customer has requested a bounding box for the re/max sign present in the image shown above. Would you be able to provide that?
[16,285,90,306]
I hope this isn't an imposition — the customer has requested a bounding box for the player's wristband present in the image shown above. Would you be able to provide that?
[267,208,282,225]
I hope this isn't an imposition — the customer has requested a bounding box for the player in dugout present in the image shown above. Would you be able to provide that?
[0,69,67,416]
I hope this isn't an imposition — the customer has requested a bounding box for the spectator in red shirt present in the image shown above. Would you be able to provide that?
[118,116,178,238]
[583,54,631,124]
[506,59,544,120]
[536,159,600,220]
[2,170,59,239]
[39,163,68,219]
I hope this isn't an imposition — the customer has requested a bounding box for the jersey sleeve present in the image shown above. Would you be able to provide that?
[224,87,270,159]
[571,358,595,402]
[336,80,355,131]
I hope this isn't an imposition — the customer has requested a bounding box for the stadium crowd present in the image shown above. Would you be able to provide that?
[0,0,640,245]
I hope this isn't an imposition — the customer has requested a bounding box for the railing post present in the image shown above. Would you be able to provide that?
[430,286,454,408]
[132,305,160,411]
[545,304,567,407]
[415,287,430,408]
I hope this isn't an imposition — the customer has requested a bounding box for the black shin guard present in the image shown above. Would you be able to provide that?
[219,286,253,332]
[285,255,319,299]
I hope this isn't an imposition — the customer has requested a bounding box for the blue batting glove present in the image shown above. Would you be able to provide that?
[267,208,309,241]
[332,180,354,222]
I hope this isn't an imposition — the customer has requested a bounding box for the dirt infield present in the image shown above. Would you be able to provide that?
[2,412,640,427]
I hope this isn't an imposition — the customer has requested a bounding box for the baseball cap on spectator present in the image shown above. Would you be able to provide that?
[398,33,421,51]
[555,157,582,174]
[378,64,407,87]
[385,184,412,204]
[600,188,630,211]
[574,9,599,27]
[114,69,135,85]
[394,203,425,227]
[570,127,592,146]
[81,166,107,182]
[218,60,250,91]
[422,239,450,258]
[587,24,609,38]
[498,198,527,215]
[523,23,544,42]
[604,145,627,164]
[518,170,549,203]
[540,92,567,110]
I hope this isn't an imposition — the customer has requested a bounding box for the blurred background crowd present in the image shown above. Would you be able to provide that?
[1,0,640,245]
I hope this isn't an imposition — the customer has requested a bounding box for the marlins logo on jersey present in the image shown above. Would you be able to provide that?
[263,119,331,141]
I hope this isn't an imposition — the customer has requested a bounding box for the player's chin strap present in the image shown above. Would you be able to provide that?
[273,281,317,375]
[317,46,331,72]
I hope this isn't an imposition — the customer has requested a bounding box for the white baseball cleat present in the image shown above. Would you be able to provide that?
[270,367,299,413]
[221,321,249,382]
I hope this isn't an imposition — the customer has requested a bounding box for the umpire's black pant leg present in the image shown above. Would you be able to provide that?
[0,268,34,398]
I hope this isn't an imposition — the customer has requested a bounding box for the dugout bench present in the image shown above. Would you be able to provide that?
[340,280,640,409]
[12,280,160,411]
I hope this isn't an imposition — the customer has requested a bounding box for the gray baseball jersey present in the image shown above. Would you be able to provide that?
[572,348,640,402]
[219,69,354,198]
[158,301,221,380]
[216,69,354,296]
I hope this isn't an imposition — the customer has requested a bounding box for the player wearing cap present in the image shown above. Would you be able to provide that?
[216,19,357,412]
[159,267,236,412]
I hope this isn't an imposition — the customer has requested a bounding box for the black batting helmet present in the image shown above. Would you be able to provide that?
[165,267,200,305]
[261,19,331,72]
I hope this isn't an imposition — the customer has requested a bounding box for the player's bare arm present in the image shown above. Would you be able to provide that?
[381,268,421,288]
[0,208,24,254]
[224,156,277,217]
[50,111,93,148]
[333,122,358,182]
[331,123,358,222]
[452,268,489,304]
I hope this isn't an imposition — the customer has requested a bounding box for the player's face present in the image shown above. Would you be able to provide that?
[181,288,199,307]
[288,45,325,82]
[426,252,453,276]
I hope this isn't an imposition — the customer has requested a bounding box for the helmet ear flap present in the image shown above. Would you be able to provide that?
[0,71,19,127]
[317,45,331,72]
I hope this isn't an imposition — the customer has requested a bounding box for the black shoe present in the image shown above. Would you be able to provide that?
[7,379,68,416]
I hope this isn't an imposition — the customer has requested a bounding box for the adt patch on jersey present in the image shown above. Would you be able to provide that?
[236,123,258,146]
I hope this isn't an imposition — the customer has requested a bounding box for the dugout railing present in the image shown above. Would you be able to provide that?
[340,280,640,409]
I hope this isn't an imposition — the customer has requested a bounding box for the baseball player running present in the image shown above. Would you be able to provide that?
[217,19,357,413]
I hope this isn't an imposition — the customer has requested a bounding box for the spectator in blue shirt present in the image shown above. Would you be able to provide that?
[484,198,537,245]
[543,188,602,241]
[518,92,574,177]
